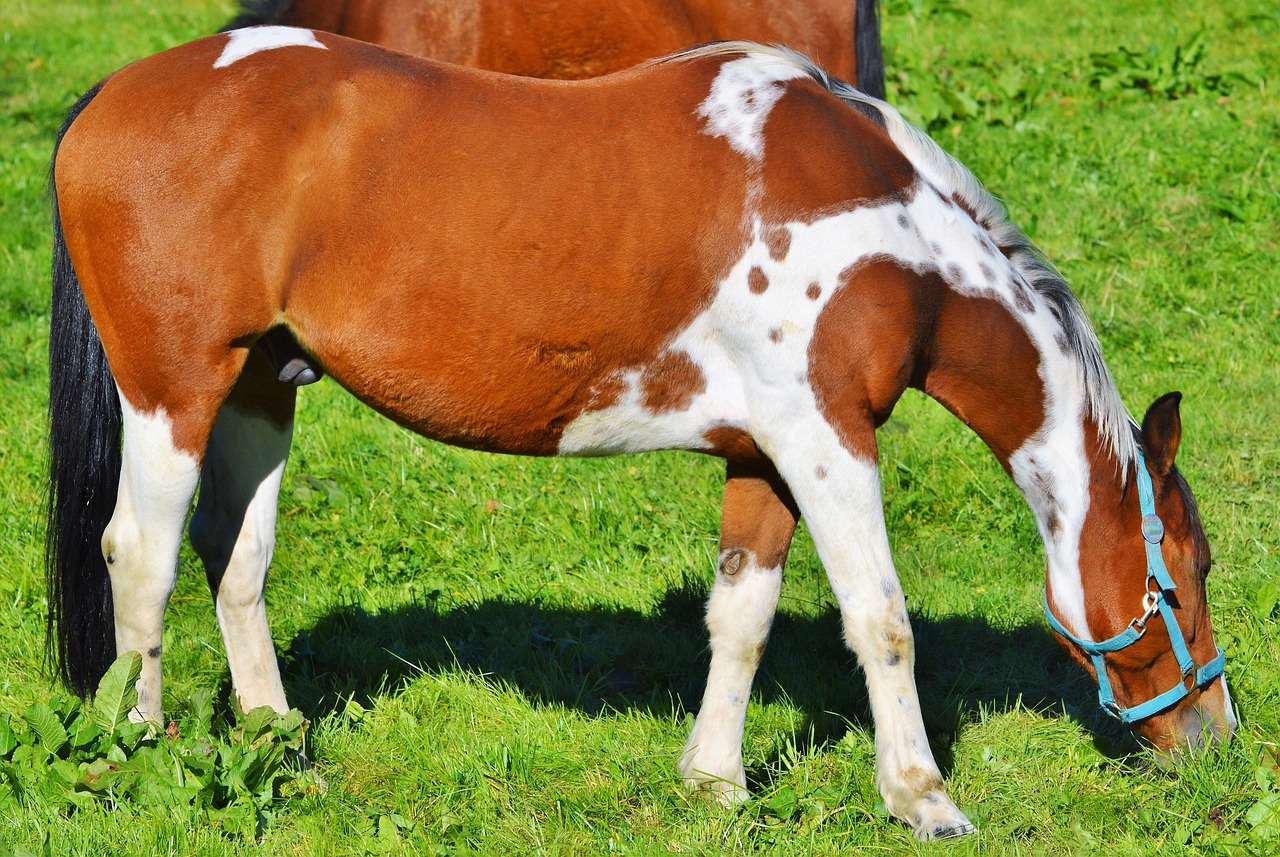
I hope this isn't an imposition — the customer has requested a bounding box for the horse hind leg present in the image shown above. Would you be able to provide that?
[103,386,230,723]
[680,460,799,801]
[189,348,296,715]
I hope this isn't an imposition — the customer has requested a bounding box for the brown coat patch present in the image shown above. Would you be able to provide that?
[702,425,766,462]
[920,285,1048,467]
[762,223,792,261]
[808,257,1049,466]
[807,258,942,458]
[640,350,707,414]
[757,79,918,224]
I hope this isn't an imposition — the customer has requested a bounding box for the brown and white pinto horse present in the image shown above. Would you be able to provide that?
[224,0,884,95]
[47,32,1233,839]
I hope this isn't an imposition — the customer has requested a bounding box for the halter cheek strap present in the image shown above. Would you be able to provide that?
[1042,448,1225,724]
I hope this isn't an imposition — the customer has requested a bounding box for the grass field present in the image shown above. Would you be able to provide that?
[1,0,1277,853]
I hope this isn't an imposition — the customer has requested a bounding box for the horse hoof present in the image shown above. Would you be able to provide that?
[925,821,977,840]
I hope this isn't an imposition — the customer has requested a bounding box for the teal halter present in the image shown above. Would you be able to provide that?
[1043,448,1225,724]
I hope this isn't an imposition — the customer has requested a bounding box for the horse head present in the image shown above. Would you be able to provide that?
[1050,392,1235,754]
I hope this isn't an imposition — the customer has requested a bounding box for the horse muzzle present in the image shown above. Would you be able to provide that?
[1151,676,1237,765]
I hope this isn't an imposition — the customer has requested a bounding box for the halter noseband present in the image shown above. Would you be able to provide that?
[1042,448,1225,724]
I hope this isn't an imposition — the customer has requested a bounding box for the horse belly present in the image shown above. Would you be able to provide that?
[303,321,750,459]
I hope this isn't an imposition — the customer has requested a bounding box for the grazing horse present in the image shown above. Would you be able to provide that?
[223,0,885,96]
[47,31,1233,839]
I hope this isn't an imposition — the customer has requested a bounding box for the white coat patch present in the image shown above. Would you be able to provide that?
[696,55,808,160]
[214,26,327,69]
[557,194,990,460]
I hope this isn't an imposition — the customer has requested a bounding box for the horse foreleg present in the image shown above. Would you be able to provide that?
[189,352,295,715]
[680,459,799,801]
[770,439,975,841]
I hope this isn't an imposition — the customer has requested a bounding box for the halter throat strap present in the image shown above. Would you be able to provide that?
[1043,447,1224,724]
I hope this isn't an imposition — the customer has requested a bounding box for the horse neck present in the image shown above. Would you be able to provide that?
[919,280,1131,634]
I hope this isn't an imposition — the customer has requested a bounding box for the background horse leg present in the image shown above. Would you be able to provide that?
[769,436,975,840]
[189,350,295,715]
[680,460,799,801]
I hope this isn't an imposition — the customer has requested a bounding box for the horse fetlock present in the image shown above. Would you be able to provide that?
[679,756,749,805]
[125,662,165,726]
[680,729,748,804]
[233,685,290,717]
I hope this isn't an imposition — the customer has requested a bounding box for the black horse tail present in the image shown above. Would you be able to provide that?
[855,0,885,100]
[221,0,295,31]
[47,79,120,698]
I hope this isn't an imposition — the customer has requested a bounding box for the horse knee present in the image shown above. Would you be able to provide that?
[844,611,915,667]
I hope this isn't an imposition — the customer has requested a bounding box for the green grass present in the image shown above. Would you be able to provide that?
[2,0,1278,853]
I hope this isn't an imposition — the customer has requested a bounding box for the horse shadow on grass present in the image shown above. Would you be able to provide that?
[272,579,1136,782]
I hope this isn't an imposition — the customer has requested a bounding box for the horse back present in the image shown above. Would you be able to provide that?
[277,0,858,81]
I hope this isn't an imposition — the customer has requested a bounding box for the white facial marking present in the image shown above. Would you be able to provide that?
[1220,677,1238,735]
[696,55,808,161]
[214,26,327,69]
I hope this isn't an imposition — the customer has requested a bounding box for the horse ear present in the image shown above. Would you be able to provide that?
[1141,392,1183,477]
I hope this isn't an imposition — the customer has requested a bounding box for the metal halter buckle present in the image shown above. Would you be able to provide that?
[1128,588,1162,636]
